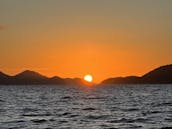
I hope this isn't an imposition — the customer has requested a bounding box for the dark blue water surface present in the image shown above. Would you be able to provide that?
[0,84,172,129]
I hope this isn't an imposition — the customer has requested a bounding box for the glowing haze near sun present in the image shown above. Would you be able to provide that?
[84,75,93,82]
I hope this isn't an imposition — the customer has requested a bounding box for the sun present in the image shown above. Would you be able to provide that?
[84,74,93,82]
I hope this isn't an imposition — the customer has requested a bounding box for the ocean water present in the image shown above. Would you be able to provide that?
[0,85,172,129]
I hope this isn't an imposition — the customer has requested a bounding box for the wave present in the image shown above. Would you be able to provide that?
[120,108,140,112]
[85,115,110,120]
[82,107,97,111]
[31,119,47,123]
[108,118,149,123]
[161,127,172,129]
[22,113,52,117]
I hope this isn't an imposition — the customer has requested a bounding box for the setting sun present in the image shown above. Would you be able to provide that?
[84,75,93,82]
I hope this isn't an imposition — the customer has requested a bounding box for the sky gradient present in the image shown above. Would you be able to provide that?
[0,0,172,82]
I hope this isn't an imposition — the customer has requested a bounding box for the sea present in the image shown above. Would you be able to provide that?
[0,84,172,129]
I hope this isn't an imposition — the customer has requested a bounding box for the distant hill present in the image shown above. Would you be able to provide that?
[1,64,172,85]
[0,70,83,85]
[101,64,172,84]
[11,70,50,85]
[14,70,47,79]
[101,76,141,84]
[0,72,10,84]
[141,64,172,84]
[0,71,9,78]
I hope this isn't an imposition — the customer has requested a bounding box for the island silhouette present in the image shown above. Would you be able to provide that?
[101,64,172,84]
[0,64,172,85]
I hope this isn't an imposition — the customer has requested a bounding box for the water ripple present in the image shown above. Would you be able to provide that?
[0,85,172,129]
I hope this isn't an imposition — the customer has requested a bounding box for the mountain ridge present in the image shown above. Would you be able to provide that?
[1,64,172,85]
[101,64,172,84]
[0,70,83,85]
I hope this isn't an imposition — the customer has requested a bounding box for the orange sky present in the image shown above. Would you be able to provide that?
[0,0,172,82]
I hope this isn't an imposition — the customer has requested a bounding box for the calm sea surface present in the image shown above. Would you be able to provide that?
[0,85,172,129]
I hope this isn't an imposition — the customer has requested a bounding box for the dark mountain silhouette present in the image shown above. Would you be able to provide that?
[49,76,66,84]
[101,76,141,84]
[11,70,50,85]
[1,64,172,85]
[0,71,10,84]
[0,70,83,85]
[101,64,172,84]
[0,71,9,78]
[141,64,172,83]
[64,78,83,85]
[14,70,47,79]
